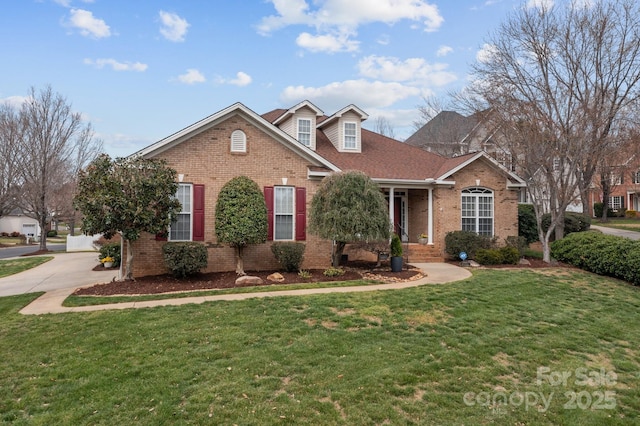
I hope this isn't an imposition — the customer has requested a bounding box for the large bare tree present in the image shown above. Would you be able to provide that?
[468,0,640,262]
[17,86,102,250]
[0,103,22,219]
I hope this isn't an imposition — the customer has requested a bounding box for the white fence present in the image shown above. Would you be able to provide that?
[66,234,103,252]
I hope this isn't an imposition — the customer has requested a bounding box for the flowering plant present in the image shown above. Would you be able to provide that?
[418,233,428,239]
[100,256,114,263]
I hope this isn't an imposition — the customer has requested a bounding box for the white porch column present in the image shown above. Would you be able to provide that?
[428,187,434,245]
[389,187,395,234]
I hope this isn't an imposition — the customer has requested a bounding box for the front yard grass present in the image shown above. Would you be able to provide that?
[0,257,53,278]
[1,268,639,425]
[594,218,640,233]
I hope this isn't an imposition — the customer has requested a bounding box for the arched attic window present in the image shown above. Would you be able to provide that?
[230,130,247,153]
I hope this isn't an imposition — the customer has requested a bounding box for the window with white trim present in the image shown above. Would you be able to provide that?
[170,183,192,241]
[230,130,247,153]
[632,171,640,184]
[344,122,357,149]
[298,118,311,147]
[461,188,494,236]
[608,196,623,210]
[274,186,294,240]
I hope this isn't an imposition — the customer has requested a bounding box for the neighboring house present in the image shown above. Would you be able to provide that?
[126,101,525,277]
[407,110,587,213]
[0,208,41,239]
[586,160,640,216]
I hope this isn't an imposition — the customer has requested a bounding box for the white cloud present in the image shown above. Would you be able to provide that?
[259,0,443,34]
[177,69,206,84]
[159,11,189,42]
[436,45,453,57]
[84,58,148,72]
[258,0,443,53]
[0,95,29,108]
[229,72,252,87]
[526,0,553,9]
[357,55,457,87]
[67,8,111,38]
[280,79,420,111]
[296,31,359,53]
[476,43,499,63]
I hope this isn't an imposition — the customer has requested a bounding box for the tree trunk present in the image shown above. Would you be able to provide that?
[331,241,347,268]
[39,216,47,251]
[235,245,245,275]
[554,210,565,241]
[123,238,134,280]
[601,174,611,223]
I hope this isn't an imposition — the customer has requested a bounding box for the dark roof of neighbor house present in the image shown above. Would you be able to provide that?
[405,110,479,148]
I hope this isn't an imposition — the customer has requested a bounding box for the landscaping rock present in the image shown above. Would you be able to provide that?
[235,275,264,286]
[267,272,285,282]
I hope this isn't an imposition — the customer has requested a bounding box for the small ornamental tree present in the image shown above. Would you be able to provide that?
[215,176,268,275]
[74,154,182,280]
[309,171,390,267]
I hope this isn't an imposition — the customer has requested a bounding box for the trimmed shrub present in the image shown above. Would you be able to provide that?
[271,242,306,272]
[99,242,121,267]
[390,233,403,257]
[541,212,591,238]
[323,267,345,277]
[499,246,520,265]
[10,231,20,238]
[518,204,539,244]
[47,230,58,237]
[593,202,617,218]
[505,235,528,257]
[625,210,638,218]
[445,230,493,260]
[475,248,503,265]
[551,232,640,286]
[162,242,208,278]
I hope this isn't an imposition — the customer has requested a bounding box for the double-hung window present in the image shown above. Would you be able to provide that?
[344,122,357,150]
[608,196,623,210]
[274,187,294,240]
[461,188,494,236]
[298,118,311,147]
[170,183,192,241]
[264,186,306,241]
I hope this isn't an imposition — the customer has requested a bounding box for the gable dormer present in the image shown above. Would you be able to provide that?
[272,100,323,151]
[317,105,368,153]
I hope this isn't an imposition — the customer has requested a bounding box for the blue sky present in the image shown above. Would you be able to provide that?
[0,0,551,158]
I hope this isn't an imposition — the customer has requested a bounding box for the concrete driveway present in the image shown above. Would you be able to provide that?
[590,224,640,240]
[0,252,117,297]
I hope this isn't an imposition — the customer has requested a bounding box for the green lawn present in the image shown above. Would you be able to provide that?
[0,257,53,278]
[594,218,640,233]
[1,268,639,425]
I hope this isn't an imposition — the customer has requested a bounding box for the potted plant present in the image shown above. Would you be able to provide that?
[390,233,403,272]
[418,233,428,245]
[101,256,114,268]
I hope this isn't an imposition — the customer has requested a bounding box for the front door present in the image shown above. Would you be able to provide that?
[386,192,407,241]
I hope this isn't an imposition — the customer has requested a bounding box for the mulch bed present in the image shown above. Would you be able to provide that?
[75,261,422,296]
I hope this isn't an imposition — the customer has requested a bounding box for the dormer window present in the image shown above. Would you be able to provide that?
[344,122,357,150]
[298,118,311,147]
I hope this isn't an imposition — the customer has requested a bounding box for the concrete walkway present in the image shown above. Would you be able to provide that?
[19,263,471,315]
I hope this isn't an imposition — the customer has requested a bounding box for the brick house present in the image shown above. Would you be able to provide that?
[125,101,525,277]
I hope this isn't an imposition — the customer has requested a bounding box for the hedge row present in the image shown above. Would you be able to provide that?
[551,232,640,286]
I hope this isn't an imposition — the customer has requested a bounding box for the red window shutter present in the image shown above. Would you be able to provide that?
[295,187,306,241]
[264,186,274,241]
[193,184,205,241]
